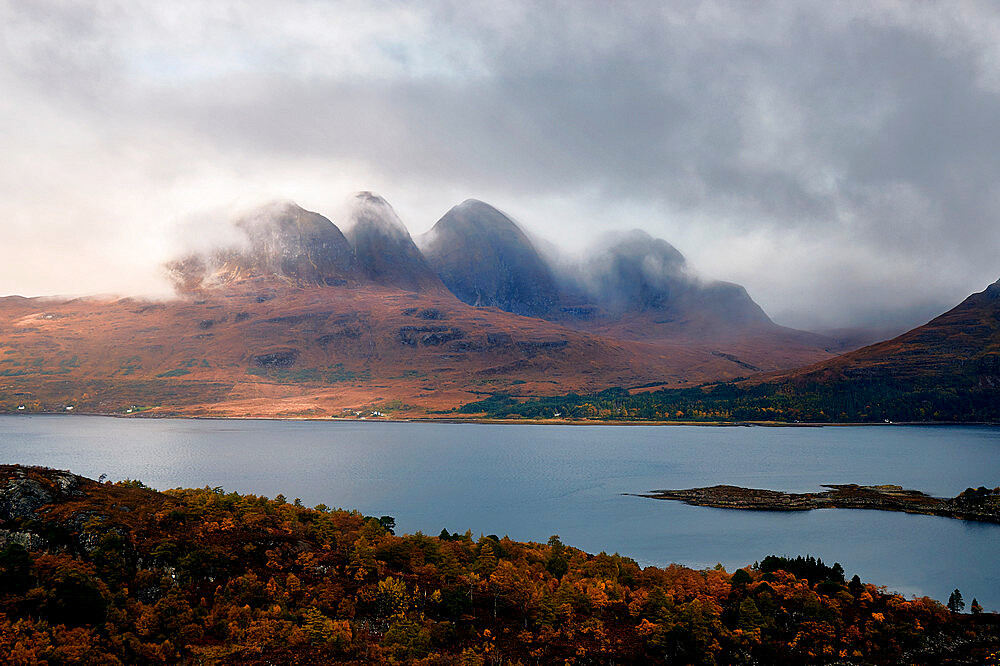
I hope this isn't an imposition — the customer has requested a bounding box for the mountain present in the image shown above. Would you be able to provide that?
[418,205,839,375]
[167,200,358,289]
[465,278,1000,422]
[562,229,772,331]
[550,230,843,376]
[344,192,443,292]
[0,194,848,418]
[770,278,1000,389]
[419,199,560,316]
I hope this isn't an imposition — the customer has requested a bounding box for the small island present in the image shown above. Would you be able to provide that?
[634,483,1000,523]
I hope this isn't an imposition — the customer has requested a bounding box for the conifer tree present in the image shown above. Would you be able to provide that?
[947,589,965,613]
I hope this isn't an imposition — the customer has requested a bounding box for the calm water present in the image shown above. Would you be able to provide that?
[1,415,998,609]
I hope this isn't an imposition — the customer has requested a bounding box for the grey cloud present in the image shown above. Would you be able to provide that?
[2,0,1000,329]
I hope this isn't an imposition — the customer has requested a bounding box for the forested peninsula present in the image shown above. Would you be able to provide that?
[0,465,997,665]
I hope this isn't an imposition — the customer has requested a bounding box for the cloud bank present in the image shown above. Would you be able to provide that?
[2,1,999,330]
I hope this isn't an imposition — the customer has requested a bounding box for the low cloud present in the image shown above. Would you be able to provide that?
[2,1,999,330]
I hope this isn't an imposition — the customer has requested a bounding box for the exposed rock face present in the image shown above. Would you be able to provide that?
[167,200,358,289]
[344,192,443,292]
[0,466,81,521]
[420,199,560,317]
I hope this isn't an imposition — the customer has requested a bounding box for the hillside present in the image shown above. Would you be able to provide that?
[767,278,1000,388]
[0,281,692,417]
[0,465,995,664]
[458,278,1000,422]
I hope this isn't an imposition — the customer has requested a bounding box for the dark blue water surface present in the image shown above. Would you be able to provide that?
[2,416,998,609]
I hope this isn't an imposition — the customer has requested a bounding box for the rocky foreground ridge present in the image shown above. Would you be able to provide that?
[0,464,997,664]
[636,483,1000,523]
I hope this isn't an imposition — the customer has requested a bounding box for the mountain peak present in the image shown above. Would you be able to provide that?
[343,194,442,292]
[167,201,357,290]
[344,191,414,239]
[421,200,559,316]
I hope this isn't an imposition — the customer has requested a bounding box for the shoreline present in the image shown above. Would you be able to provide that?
[1,410,998,427]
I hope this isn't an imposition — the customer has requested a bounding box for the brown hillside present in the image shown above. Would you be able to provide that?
[750,277,1000,388]
[0,279,830,418]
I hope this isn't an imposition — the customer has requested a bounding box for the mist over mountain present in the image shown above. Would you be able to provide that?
[343,192,443,292]
[418,201,775,339]
[419,199,560,316]
[562,229,772,329]
[163,193,808,352]
[167,200,357,290]
[0,191,857,418]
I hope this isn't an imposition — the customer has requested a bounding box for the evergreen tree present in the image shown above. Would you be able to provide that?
[971,598,983,614]
[947,589,965,613]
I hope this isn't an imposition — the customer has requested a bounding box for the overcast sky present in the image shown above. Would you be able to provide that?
[3,1,1000,330]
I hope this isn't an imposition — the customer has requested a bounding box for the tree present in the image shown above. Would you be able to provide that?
[737,598,764,631]
[971,598,983,615]
[731,568,752,587]
[378,516,396,535]
[545,535,568,579]
[848,575,863,597]
[947,589,965,613]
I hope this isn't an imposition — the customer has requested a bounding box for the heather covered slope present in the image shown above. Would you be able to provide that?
[767,277,1000,388]
[0,465,995,664]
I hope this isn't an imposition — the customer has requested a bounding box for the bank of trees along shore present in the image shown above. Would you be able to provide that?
[457,376,1000,423]
[0,468,997,664]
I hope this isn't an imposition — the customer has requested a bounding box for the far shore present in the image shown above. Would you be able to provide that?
[1,410,996,427]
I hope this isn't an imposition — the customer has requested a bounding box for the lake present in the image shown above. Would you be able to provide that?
[1,415,998,610]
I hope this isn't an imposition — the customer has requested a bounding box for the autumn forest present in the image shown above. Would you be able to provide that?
[0,466,997,665]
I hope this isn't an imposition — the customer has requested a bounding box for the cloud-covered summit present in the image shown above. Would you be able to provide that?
[343,192,443,292]
[166,200,358,289]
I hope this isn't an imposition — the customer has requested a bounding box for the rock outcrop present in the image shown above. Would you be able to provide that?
[635,483,1000,523]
